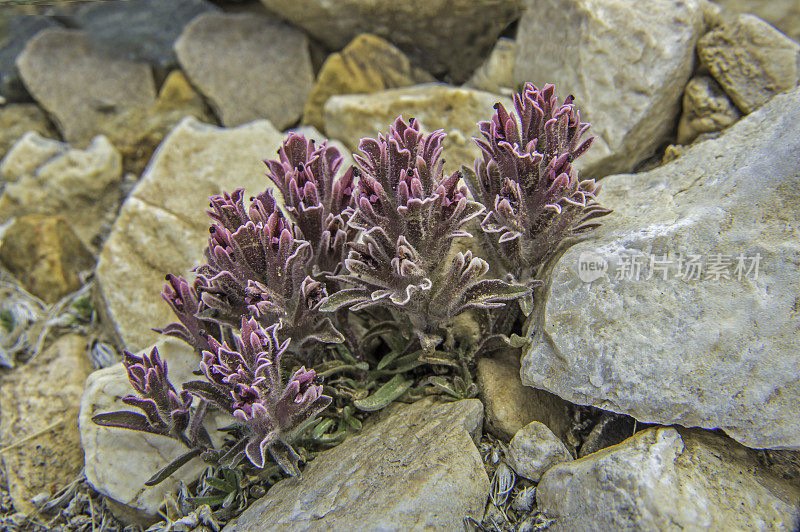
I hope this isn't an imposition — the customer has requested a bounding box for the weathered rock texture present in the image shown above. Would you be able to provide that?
[537,428,800,530]
[175,12,313,128]
[0,133,123,248]
[521,87,800,450]
[507,421,574,482]
[713,0,800,42]
[324,83,511,175]
[698,13,800,114]
[0,334,91,515]
[0,103,56,161]
[677,75,741,144]
[95,117,284,352]
[258,0,521,82]
[225,399,488,531]
[466,38,516,95]
[16,28,156,144]
[514,0,705,177]
[302,33,434,131]
[0,15,59,102]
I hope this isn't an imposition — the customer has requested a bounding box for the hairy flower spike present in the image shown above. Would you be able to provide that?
[463,83,612,285]
[192,317,331,474]
[324,116,529,349]
[264,133,357,276]
[193,188,344,351]
[155,274,217,353]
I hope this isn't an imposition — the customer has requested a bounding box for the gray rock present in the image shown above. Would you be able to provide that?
[536,427,800,531]
[15,28,157,144]
[520,87,800,450]
[676,75,741,144]
[225,399,488,531]
[323,83,511,175]
[698,14,800,114]
[79,337,213,518]
[0,15,59,102]
[477,348,571,443]
[0,132,123,249]
[508,422,573,482]
[712,0,800,42]
[514,0,705,178]
[175,12,313,129]
[95,117,284,352]
[258,0,521,82]
[68,0,218,80]
[466,38,516,96]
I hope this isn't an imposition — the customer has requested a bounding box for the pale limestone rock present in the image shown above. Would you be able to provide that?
[323,83,511,175]
[175,12,312,129]
[96,117,284,352]
[521,87,800,450]
[537,428,800,530]
[15,28,156,144]
[302,33,434,131]
[225,399,488,531]
[0,334,91,515]
[0,133,122,248]
[712,0,800,43]
[677,75,741,144]
[508,421,574,482]
[466,38,516,96]
[698,13,800,114]
[514,0,705,177]
[0,103,56,160]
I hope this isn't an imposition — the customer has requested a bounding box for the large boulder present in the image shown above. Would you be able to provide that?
[225,399,488,531]
[514,0,705,177]
[537,427,800,530]
[257,0,521,82]
[521,87,800,450]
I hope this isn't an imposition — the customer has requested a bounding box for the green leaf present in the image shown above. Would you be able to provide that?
[376,350,401,370]
[312,418,335,439]
[205,477,234,493]
[508,333,528,348]
[320,289,366,312]
[335,343,357,364]
[362,321,402,342]
[91,411,168,437]
[518,292,534,317]
[342,406,362,431]
[144,448,202,486]
[354,375,413,412]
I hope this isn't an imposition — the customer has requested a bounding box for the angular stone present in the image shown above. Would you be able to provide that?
[508,421,573,482]
[175,12,313,129]
[79,337,209,517]
[537,428,800,530]
[514,0,705,177]
[16,28,157,145]
[323,84,511,175]
[302,33,434,131]
[713,0,800,43]
[258,0,521,82]
[68,0,218,80]
[0,133,123,249]
[0,334,91,515]
[698,14,800,114]
[225,399,487,531]
[0,215,95,303]
[477,348,571,443]
[0,15,59,102]
[96,117,284,352]
[0,103,56,161]
[521,87,800,450]
[466,38,516,96]
[676,75,741,144]
[578,412,637,458]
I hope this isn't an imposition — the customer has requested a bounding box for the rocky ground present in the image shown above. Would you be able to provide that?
[0,0,799,530]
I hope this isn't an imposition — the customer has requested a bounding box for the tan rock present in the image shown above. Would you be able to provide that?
[698,14,800,114]
[677,75,742,144]
[0,133,123,249]
[0,215,95,303]
[0,334,92,514]
[302,33,434,131]
[477,348,571,443]
[0,103,56,161]
[712,0,800,42]
[466,37,517,95]
[323,83,511,175]
[96,117,285,352]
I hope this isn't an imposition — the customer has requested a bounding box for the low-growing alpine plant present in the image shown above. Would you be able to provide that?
[94,82,609,500]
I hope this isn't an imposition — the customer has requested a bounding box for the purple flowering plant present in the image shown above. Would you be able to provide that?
[93,83,609,492]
